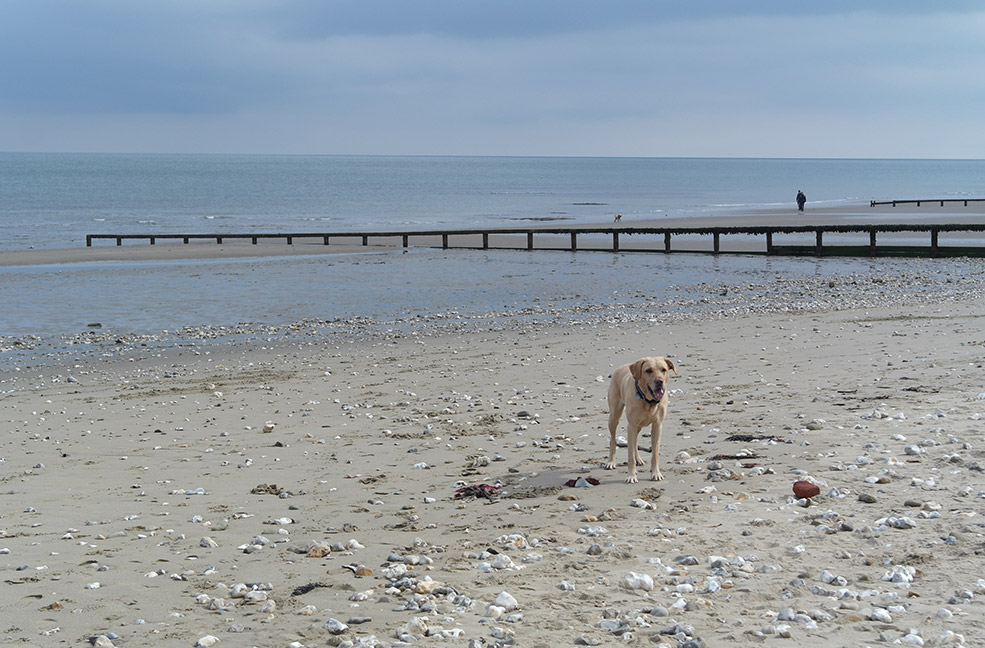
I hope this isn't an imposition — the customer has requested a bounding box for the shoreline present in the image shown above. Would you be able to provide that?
[4,237,985,374]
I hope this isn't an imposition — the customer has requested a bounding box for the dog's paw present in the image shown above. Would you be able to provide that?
[651,472,665,482]
[635,456,646,466]
[625,474,639,484]
[604,461,617,470]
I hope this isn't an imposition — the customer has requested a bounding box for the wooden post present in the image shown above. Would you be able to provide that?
[766,231,773,254]
[286,236,293,245]
[612,232,619,252]
[323,235,330,245]
[183,237,189,244]
[253,236,259,244]
[931,229,939,257]
[86,235,92,247]
[815,230,823,255]
[664,232,671,253]
[869,230,877,256]
[482,232,489,249]
[217,237,223,244]
[150,237,156,245]
[713,232,720,254]
[442,234,449,249]
[116,237,122,246]
[362,235,369,246]
[527,232,534,250]
[402,234,409,247]
[570,232,577,251]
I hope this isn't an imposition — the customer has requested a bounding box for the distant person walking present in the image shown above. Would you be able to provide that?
[796,190,807,212]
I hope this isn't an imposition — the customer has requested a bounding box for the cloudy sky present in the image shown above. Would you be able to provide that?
[2,1,983,158]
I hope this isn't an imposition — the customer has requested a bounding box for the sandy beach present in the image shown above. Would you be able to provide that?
[3,224,985,647]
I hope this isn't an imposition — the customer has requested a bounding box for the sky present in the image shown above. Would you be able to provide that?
[1,1,984,158]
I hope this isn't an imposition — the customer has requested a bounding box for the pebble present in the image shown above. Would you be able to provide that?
[495,591,519,611]
[867,607,893,623]
[620,572,654,591]
[323,618,348,634]
[88,637,115,648]
[876,514,918,529]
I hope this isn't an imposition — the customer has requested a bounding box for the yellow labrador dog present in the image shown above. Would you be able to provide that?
[606,356,678,483]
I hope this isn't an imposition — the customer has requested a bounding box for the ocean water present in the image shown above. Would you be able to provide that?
[0,247,889,339]
[2,154,985,251]
[2,154,984,357]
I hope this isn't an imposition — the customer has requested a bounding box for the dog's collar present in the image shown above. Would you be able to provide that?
[635,380,661,405]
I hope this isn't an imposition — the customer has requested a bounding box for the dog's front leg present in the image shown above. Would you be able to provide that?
[626,425,642,483]
[605,436,618,471]
[605,405,622,470]
[649,421,664,481]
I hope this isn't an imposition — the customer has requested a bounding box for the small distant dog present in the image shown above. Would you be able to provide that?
[613,213,622,222]
[606,356,678,483]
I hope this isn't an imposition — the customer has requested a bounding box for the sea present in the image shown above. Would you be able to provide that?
[2,154,984,355]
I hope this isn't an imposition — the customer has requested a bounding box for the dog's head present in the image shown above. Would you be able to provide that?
[630,356,678,402]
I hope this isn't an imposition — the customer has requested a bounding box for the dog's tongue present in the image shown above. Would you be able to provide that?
[653,387,665,402]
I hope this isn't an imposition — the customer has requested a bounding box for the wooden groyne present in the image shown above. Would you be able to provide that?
[870,198,985,207]
[86,224,985,258]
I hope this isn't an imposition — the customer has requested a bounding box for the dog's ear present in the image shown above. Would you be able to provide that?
[663,357,679,376]
[629,359,646,381]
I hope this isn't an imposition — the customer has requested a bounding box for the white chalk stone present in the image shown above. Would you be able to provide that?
[868,607,893,623]
[323,618,348,634]
[619,572,654,591]
[495,591,519,611]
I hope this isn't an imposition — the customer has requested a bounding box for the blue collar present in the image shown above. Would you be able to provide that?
[635,380,661,405]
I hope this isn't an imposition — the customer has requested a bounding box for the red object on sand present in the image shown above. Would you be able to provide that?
[793,481,821,499]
